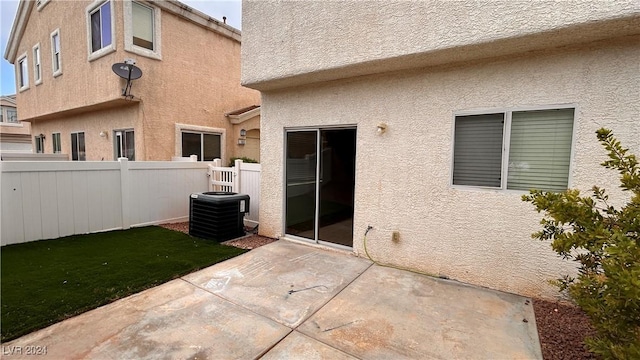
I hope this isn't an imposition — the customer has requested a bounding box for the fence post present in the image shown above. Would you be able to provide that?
[212,159,222,191]
[234,159,243,193]
[207,164,213,192]
[118,157,131,230]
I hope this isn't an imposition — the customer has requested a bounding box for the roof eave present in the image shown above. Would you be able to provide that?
[226,106,261,124]
[4,0,34,64]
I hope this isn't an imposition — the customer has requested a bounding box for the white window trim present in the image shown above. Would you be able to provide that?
[71,131,86,161]
[32,43,42,85]
[36,0,51,11]
[17,52,29,92]
[123,0,162,60]
[86,0,116,61]
[174,123,225,161]
[51,29,62,77]
[449,103,578,193]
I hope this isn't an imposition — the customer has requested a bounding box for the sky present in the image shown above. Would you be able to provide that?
[0,0,242,96]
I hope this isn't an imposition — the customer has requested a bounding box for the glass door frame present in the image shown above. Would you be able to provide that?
[283,125,356,250]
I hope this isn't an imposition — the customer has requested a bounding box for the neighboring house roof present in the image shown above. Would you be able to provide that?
[225,105,260,124]
[4,0,241,63]
[0,95,17,106]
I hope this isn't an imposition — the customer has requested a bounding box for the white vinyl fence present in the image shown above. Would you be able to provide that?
[208,159,261,227]
[1,159,210,245]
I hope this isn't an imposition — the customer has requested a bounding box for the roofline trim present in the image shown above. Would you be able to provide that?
[4,0,33,63]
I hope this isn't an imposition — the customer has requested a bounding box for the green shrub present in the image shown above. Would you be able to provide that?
[228,157,258,167]
[522,128,639,359]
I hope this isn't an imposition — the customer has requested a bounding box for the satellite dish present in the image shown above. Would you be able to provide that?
[112,63,142,80]
[112,62,143,97]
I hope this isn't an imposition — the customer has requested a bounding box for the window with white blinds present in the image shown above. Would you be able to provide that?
[453,113,504,187]
[453,108,574,192]
[132,2,154,50]
[507,109,574,192]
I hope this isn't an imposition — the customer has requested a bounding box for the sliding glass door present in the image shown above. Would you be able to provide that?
[285,128,356,248]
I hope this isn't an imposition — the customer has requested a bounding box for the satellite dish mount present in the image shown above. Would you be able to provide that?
[112,59,143,99]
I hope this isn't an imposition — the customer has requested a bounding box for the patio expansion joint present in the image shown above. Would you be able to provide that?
[255,261,375,359]
[177,257,374,359]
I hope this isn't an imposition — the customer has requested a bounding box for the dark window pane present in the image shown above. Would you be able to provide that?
[182,132,201,161]
[78,132,86,161]
[125,130,135,160]
[91,10,101,52]
[203,134,221,161]
[71,133,78,160]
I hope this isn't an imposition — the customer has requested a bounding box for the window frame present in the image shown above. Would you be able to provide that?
[17,53,29,92]
[174,124,225,162]
[52,132,61,153]
[35,135,45,154]
[32,43,42,85]
[86,0,116,61]
[450,104,577,192]
[51,29,62,77]
[71,132,86,161]
[123,0,162,60]
[113,128,135,160]
[6,108,18,123]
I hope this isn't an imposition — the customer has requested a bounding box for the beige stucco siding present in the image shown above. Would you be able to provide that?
[258,37,640,298]
[15,1,123,120]
[15,0,259,161]
[31,105,140,160]
[242,1,640,90]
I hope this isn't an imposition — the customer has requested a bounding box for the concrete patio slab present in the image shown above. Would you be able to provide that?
[298,264,542,359]
[183,240,372,327]
[3,279,290,360]
[260,331,358,360]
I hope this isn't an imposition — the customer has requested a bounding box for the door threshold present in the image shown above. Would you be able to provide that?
[280,235,354,254]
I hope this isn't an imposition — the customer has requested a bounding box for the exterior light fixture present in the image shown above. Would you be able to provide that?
[376,122,387,134]
[99,131,108,138]
[240,129,247,137]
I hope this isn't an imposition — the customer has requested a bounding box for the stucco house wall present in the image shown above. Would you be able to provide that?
[243,1,640,298]
[6,0,259,161]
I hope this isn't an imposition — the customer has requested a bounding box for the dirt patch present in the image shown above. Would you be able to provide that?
[532,298,597,360]
[158,222,277,250]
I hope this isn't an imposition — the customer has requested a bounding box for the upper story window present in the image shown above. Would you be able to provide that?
[452,107,574,192]
[33,44,42,85]
[124,1,161,60]
[51,29,62,77]
[87,0,115,60]
[17,53,29,91]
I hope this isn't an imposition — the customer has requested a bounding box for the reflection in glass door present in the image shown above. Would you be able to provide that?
[285,128,356,247]
[285,131,318,240]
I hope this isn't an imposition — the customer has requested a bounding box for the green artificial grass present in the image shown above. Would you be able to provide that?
[0,226,247,342]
